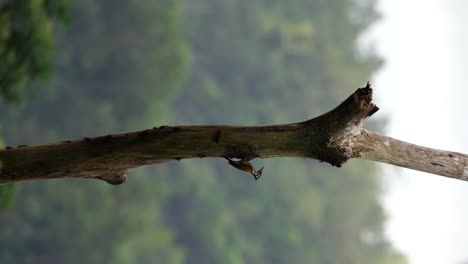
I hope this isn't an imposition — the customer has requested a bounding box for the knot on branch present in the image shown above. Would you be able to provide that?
[304,82,379,167]
[95,171,128,185]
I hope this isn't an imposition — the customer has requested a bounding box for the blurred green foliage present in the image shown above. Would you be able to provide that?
[0,0,406,263]
[0,0,72,102]
[0,0,189,263]
[0,183,15,210]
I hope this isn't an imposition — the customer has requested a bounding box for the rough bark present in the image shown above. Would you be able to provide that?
[1,82,467,184]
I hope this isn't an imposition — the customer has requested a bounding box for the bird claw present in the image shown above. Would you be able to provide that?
[252,167,264,180]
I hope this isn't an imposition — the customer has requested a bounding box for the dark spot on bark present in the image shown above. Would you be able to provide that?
[61,140,72,143]
[17,145,27,148]
[152,126,158,130]
[197,153,207,158]
[313,143,349,168]
[213,130,221,143]
[430,162,444,167]
[6,146,13,149]
[448,154,454,157]
[175,157,182,161]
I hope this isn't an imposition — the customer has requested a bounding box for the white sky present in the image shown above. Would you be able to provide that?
[368,0,468,264]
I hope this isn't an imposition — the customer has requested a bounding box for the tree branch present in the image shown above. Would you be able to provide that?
[359,131,468,180]
[1,82,467,184]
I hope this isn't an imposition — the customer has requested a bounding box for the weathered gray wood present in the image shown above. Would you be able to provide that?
[359,130,468,180]
[1,82,466,184]
[0,124,308,184]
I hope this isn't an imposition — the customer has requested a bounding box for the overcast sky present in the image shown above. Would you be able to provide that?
[368,1,468,263]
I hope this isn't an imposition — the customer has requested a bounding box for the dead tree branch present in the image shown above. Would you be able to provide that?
[1,82,467,184]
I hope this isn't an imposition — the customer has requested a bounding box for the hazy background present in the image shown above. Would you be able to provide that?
[0,0,466,263]
[369,1,468,264]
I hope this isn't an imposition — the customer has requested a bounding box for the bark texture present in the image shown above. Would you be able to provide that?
[1,82,467,184]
